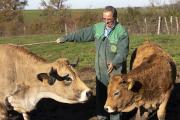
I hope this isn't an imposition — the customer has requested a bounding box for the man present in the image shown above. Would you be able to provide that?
[56,6,129,120]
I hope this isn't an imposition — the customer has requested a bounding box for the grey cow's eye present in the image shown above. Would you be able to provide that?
[113,90,120,96]
[64,77,72,85]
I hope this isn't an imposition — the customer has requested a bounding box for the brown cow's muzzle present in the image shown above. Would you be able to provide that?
[104,105,116,113]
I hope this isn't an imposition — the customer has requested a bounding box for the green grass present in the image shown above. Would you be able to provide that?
[23,10,42,22]
[22,9,102,23]
[0,34,179,70]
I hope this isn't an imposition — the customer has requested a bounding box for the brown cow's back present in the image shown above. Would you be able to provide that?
[130,41,173,70]
[128,54,174,101]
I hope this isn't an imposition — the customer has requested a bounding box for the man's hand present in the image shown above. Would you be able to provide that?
[107,63,114,74]
[56,37,65,43]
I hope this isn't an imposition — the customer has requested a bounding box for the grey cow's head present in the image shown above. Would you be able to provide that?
[37,58,92,104]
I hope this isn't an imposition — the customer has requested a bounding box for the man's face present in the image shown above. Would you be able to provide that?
[103,11,115,28]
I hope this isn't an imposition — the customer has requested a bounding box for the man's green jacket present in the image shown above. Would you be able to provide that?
[62,22,129,86]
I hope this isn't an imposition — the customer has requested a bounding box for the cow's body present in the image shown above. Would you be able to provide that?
[0,44,92,120]
[130,41,173,70]
[105,41,176,120]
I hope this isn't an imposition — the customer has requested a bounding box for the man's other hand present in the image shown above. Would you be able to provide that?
[56,37,65,43]
[107,63,114,74]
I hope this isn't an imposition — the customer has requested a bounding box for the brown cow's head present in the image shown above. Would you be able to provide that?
[37,58,92,104]
[104,74,141,113]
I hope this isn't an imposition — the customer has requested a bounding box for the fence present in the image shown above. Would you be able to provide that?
[63,16,179,35]
[0,16,179,37]
[124,16,179,35]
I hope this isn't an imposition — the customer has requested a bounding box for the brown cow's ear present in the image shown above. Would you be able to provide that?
[127,78,135,90]
[37,73,49,81]
[127,79,142,92]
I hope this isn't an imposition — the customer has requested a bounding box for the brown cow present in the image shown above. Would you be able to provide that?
[104,41,176,120]
[0,44,92,120]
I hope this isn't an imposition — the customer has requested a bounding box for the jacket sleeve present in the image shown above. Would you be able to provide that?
[112,32,129,66]
[63,26,95,42]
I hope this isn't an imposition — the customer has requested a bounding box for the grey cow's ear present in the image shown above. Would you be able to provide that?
[37,72,56,85]
[37,73,49,81]
[48,67,57,85]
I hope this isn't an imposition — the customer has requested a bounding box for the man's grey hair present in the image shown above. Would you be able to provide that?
[103,6,117,19]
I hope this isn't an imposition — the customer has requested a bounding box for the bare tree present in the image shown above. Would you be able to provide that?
[149,0,165,7]
[0,0,27,10]
[41,0,68,10]
[0,0,27,22]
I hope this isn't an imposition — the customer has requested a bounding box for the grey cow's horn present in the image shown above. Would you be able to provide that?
[70,57,79,67]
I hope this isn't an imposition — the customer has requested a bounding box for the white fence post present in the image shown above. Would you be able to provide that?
[65,23,67,36]
[157,16,161,35]
[144,18,147,34]
[175,17,179,34]
[170,16,173,34]
[164,17,169,34]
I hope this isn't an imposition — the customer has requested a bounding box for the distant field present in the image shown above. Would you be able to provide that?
[23,10,43,22]
[0,34,179,70]
[22,9,102,22]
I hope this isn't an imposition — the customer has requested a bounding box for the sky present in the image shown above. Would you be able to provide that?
[25,0,173,10]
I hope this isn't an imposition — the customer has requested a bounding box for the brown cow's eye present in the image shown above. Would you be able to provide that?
[114,90,120,96]
[120,80,126,84]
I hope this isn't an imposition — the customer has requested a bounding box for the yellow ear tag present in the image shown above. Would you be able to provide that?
[128,81,134,90]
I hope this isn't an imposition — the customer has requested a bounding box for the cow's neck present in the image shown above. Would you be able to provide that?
[14,62,52,86]
[34,92,79,105]
[33,63,52,73]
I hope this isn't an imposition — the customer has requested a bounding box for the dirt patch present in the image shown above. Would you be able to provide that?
[78,67,96,94]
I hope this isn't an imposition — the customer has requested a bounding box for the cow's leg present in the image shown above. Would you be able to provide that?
[22,112,30,120]
[7,84,31,120]
[135,108,141,120]
[135,107,149,120]
[8,95,30,120]
[0,103,8,120]
[141,112,149,120]
[157,88,172,120]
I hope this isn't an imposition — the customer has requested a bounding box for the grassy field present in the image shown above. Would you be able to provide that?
[23,10,43,22]
[0,34,179,70]
[22,9,102,22]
